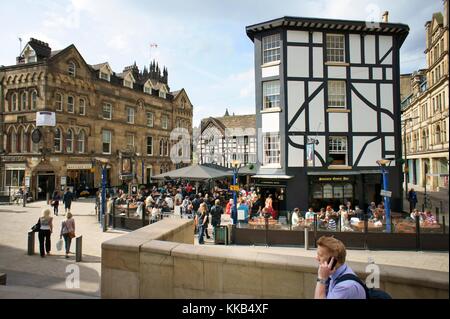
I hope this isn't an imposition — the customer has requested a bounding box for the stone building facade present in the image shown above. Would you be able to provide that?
[401,0,449,192]
[0,38,193,199]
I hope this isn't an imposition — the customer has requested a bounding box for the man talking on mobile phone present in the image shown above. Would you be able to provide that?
[314,236,366,299]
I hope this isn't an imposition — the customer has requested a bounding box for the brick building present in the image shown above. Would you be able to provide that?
[0,38,193,199]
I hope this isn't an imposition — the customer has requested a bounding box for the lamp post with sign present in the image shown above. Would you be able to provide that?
[376,159,393,233]
[231,160,241,225]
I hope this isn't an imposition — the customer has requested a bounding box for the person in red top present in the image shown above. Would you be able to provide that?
[225,199,233,215]
[185,183,193,195]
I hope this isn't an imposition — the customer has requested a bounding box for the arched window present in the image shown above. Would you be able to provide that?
[21,92,27,111]
[77,130,85,154]
[436,125,441,144]
[54,128,62,152]
[11,93,18,112]
[20,128,28,153]
[160,139,164,156]
[31,127,39,153]
[422,129,428,150]
[79,98,86,115]
[66,129,74,153]
[11,130,17,153]
[31,90,38,110]
[16,128,23,153]
[164,140,169,156]
[68,61,76,77]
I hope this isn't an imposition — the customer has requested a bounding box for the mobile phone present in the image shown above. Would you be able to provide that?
[328,257,338,270]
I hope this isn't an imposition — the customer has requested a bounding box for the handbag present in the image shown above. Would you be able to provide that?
[31,219,41,232]
[68,231,76,239]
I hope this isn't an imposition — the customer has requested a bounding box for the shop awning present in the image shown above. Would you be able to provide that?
[251,175,294,180]
[307,170,381,176]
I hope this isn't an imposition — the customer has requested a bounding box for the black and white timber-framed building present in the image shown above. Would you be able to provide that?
[246,16,409,212]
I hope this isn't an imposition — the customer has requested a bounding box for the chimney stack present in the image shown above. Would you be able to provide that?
[382,11,389,23]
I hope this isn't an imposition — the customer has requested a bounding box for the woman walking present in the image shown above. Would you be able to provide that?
[38,209,53,258]
[197,203,208,245]
[60,213,76,259]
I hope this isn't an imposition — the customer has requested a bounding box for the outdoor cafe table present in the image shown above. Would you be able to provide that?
[350,221,384,232]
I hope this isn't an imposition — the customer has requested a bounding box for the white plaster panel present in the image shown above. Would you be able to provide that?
[315,135,326,167]
[288,81,305,122]
[353,137,381,167]
[349,34,361,64]
[290,136,304,145]
[288,46,309,77]
[380,83,393,114]
[313,48,323,78]
[352,92,378,132]
[328,113,348,132]
[381,52,392,65]
[353,83,377,106]
[290,111,305,132]
[379,36,392,65]
[262,113,280,133]
[385,68,392,80]
[364,35,376,64]
[287,30,309,43]
[288,144,304,168]
[385,136,395,152]
[328,66,346,79]
[313,32,323,44]
[351,67,369,79]
[262,65,279,78]
[381,113,394,133]
[373,67,382,80]
[308,89,325,133]
[309,81,322,94]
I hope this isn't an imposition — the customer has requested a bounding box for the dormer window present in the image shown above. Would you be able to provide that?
[159,85,167,99]
[144,87,151,94]
[123,73,135,89]
[100,72,110,81]
[124,80,133,89]
[68,61,76,77]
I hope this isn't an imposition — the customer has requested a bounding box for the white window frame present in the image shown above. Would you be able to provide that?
[77,131,85,154]
[54,128,62,153]
[159,90,167,99]
[262,34,281,64]
[326,34,345,63]
[79,98,86,116]
[263,81,280,109]
[147,136,153,156]
[126,133,135,151]
[159,139,164,156]
[5,169,25,187]
[100,72,110,82]
[68,62,76,77]
[103,103,112,120]
[102,130,112,154]
[124,80,133,89]
[263,133,281,166]
[67,96,75,113]
[127,107,135,124]
[55,93,63,112]
[66,129,74,153]
[162,115,169,130]
[147,112,154,127]
[328,136,348,166]
[328,81,347,108]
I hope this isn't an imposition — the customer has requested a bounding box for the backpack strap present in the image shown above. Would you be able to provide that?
[334,274,369,299]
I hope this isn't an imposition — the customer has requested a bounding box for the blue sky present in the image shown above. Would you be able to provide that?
[0,0,443,126]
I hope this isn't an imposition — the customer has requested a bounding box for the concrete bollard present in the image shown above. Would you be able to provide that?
[27,232,35,256]
[304,228,309,250]
[76,236,82,262]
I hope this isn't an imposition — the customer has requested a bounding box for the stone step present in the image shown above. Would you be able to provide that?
[0,285,98,299]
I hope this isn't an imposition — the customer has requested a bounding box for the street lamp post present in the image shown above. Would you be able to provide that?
[231,160,241,225]
[376,159,393,233]
[94,157,109,232]
[402,116,418,200]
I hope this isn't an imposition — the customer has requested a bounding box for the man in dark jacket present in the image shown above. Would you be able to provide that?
[63,188,74,215]
[210,200,223,240]
[408,188,418,213]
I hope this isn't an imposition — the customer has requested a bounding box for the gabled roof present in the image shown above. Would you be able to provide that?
[201,114,256,134]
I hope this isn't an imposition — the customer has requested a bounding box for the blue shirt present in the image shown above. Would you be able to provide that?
[327,264,367,299]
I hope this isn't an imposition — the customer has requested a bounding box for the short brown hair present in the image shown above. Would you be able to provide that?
[316,236,346,264]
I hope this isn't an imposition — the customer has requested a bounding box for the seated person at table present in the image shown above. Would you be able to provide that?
[410,209,424,222]
[291,208,301,226]
[423,209,437,224]
[367,202,376,218]
[305,208,315,222]
[372,208,384,222]
[354,206,364,220]
[325,212,337,231]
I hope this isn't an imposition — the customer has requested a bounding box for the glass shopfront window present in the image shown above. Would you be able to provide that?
[5,170,25,187]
